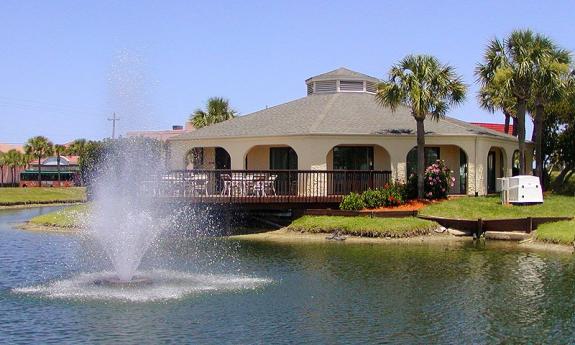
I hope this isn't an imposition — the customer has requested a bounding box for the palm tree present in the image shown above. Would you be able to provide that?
[54,144,67,186]
[478,81,517,135]
[0,151,5,187]
[476,30,563,175]
[190,97,237,129]
[4,150,22,186]
[376,55,466,199]
[24,136,53,186]
[67,139,87,156]
[530,45,571,182]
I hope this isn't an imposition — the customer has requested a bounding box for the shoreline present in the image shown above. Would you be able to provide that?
[0,201,85,210]
[17,222,81,233]
[230,228,575,254]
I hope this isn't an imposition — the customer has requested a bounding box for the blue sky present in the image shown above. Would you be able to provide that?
[1,0,573,144]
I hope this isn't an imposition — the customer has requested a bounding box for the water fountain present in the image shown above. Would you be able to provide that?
[14,52,271,301]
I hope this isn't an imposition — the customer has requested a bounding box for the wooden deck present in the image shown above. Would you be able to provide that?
[149,169,391,207]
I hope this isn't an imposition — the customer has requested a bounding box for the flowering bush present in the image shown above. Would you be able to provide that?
[340,182,407,210]
[407,160,455,199]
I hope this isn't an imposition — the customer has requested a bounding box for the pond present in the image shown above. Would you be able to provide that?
[1,207,575,344]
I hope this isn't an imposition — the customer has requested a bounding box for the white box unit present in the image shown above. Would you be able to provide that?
[496,177,508,192]
[497,177,509,204]
[507,175,543,204]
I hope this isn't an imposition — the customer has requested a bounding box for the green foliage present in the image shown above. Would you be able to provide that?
[288,216,438,238]
[376,55,466,121]
[340,183,407,210]
[339,192,365,211]
[361,189,381,209]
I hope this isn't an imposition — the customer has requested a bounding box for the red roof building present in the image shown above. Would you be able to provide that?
[471,122,515,135]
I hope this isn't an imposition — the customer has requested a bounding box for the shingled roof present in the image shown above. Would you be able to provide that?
[171,92,516,141]
[305,67,379,83]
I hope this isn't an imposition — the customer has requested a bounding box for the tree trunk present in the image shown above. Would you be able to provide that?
[504,112,510,135]
[57,155,61,187]
[512,116,518,137]
[38,157,42,187]
[0,167,4,187]
[416,118,426,199]
[516,99,527,175]
[534,103,544,184]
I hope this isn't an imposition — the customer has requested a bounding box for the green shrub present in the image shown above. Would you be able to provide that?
[340,192,365,211]
[362,189,382,209]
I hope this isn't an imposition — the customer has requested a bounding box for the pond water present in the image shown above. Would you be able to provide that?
[1,207,575,344]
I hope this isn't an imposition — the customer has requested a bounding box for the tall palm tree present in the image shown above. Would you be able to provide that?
[476,30,561,175]
[0,151,5,187]
[54,144,67,186]
[190,97,237,129]
[530,45,571,182]
[24,136,53,186]
[4,150,22,186]
[376,55,466,199]
[478,81,517,135]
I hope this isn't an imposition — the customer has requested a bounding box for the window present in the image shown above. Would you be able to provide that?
[270,147,298,170]
[406,147,440,176]
[333,146,374,170]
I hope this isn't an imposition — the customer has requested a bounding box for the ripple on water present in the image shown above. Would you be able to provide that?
[12,270,272,303]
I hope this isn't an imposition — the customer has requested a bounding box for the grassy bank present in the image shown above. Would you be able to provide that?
[535,219,575,245]
[288,216,438,238]
[419,195,575,220]
[0,187,86,206]
[28,204,88,228]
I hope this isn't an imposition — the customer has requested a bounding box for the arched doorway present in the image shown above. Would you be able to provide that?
[405,145,468,194]
[244,145,299,195]
[326,144,391,195]
[184,147,231,170]
[487,147,507,193]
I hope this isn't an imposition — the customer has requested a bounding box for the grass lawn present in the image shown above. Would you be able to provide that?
[0,187,86,205]
[28,204,88,228]
[288,216,438,238]
[419,194,575,220]
[535,219,575,245]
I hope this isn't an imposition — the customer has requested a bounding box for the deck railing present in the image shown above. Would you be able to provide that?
[145,169,392,204]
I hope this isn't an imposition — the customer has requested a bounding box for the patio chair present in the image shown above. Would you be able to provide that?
[263,175,277,196]
[220,174,232,196]
[191,178,209,196]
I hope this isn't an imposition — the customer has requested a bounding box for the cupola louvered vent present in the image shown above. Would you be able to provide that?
[315,80,337,93]
[305,68,380,96]
[339,80,364,92]
[366,81,377,93]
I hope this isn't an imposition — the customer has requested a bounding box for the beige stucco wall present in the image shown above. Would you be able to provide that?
[245,146,269,170]
[168,134,532,196]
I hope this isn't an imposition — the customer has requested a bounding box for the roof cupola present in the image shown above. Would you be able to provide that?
[305,67,379,95]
